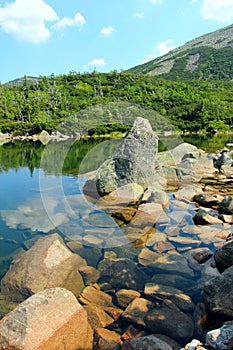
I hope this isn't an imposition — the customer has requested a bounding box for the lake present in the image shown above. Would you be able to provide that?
[0,133,232,316]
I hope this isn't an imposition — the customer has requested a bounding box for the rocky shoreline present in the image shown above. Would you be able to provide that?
[0,117,233,350]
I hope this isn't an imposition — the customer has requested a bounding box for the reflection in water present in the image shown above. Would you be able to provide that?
[0,135,232,317]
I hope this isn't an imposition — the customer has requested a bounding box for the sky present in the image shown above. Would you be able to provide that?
[0,0,233,83]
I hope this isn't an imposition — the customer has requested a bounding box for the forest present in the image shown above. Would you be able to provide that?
[0,71,233,135]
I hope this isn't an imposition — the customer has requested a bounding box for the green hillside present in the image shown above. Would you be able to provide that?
[0,71,233,134]
[129,24,233,81]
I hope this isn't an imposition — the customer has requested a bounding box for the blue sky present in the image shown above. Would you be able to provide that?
[0,0,233,83]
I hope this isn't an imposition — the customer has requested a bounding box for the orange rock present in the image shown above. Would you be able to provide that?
[0,288,93,350]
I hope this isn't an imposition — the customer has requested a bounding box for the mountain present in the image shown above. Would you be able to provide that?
[3,76,40,88]
[129,24,233,81]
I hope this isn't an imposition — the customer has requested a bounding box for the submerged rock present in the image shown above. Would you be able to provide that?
[122,334,174,350]
[145,299,194,343]
[1,233,86,302]
[122,297,154,327]
[98,258,147,290]
[115,289,140,309]
[144,283,195,312]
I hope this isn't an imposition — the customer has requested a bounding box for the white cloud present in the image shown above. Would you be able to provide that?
[141,39,175,64]
[0,0,58,43]
[148,0,163,3]
[54,12,86,29]
[88,58,106,67]
[157,40,176,55]
[200,0,233,22]
[133,12,145,18]
[100,25,114,37]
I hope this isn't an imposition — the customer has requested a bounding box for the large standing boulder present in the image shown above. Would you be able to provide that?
[0,288,93,350]
[203,265,233,318]
[1,233,86,302]
[84,117,160,197]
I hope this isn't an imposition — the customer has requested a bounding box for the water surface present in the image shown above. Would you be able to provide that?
[0,133,232,315]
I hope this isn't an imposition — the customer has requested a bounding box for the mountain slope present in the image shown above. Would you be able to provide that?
[3,76,40,88]
[129,24,233,81]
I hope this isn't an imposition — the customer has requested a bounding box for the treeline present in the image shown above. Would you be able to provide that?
[0,71,233,135]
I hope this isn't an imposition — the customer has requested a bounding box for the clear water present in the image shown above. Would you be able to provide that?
[0,134,232,315]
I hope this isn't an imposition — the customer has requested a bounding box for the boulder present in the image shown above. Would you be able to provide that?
[218,196,233,214]
[115,289,140,309]
[93,328,122,350]
[193,209,223,225]
[145,300,194,343]
[176,162,202,185]
[122,297,154,327]
[192,248,213,264]
[145,231,167,247]
[162,165,179,188]
[193,303,209,339]
[206,324,233,350]
[66,241,102,268]
[0,288,93,350]
[203,265,233,318]
[138,248,159,266]
[142,187,170,208]
[168,236,201,248]
[84,304,114,330]
[78,285,114,310]
[214,240,233,272]
[122,334,174,350]
[84,117,160,196]
[121,324,147,341]
[149,251,194,278]
[79,266,100,286]
[171,143,198,164]
[99,183,144,205]
[98,258,147,290]
[152,334,181,350]
[197,226,229,245]
[111,206,137,223]
[1,234,86,302]
[144,283,195,312]
[150,274,197,295]
[174,185,203,202]
[193,193,223,208]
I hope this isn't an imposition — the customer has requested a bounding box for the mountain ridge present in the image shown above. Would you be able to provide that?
[128,23,233,81]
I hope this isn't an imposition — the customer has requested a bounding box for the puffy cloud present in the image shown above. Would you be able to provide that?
[141,39,175,64]
[88,58,106,67]
[0,0,58,43]
[100,25,114,36]
[54,12,86,29]
[156,39,176,56]
[200,0,233,22]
